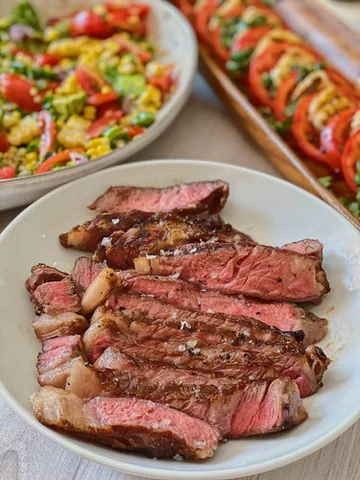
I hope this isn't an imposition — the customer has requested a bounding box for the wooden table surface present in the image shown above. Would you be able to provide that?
[1,2,360,479]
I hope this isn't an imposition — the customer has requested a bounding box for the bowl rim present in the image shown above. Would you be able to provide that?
[0,0,198,188]
[1,158,360,479]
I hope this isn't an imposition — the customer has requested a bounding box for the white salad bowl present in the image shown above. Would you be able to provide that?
[0,0,197,210]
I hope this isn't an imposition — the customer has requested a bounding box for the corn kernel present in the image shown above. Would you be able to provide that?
[59,58,74,69]
[101,85,112,94]
[2,111,21,129]
[137,85,162,111]
[83,106,96,121]
[25,152,39,170]
[44,27,59,43]
[93,4,106,15]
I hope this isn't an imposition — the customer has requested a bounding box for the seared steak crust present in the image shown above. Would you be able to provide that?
[120,273,328,345]
[138,242,330,303]
[26,264,69,293]
[88,180,229,215]
[30,387,220,460]
[95,348,308,437]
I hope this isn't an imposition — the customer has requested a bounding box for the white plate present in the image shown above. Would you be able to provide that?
[1,159,360,479]
[0,0,197,210]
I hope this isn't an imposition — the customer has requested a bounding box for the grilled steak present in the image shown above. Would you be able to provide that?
[71,257,106,293]
[37,335,84,388]
[30,387,220,460]
[30,279,81,315]
[94,347,308,437]
[26,264,68,293]
[106,292,303,344]
[88,180,229,215]
[120,273,328,345]
[99,214,252,269]
[32,312,88,341]
[83,315,329,397]
[135,242,330,303]
[59,211,153,251]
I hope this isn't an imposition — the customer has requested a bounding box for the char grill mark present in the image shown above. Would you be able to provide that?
[30,387,220,460]
[94,347,308,437]
[119,272,328,346]
[83,312,330,397]
[88,180,230,215]
[137,242,330,303]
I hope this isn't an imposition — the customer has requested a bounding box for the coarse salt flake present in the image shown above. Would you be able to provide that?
[111,218,120,225]
[101,237,112,247]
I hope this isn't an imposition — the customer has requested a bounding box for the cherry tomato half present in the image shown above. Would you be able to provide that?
[0,166,16,180]
[0,73,41,112]
[70,10,114,39]
[38,111,56,159]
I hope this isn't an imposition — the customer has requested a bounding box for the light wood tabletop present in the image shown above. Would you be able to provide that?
[1,2,360,479]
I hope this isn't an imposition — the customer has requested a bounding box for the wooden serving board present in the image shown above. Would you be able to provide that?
[197,0,360,230]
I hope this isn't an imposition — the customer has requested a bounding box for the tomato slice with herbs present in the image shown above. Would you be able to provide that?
[87,110,123,138]
[273,70,298,121]
[0,73,42,112]
[326,68,360,103]
[195,0,219,43]
[320,107,358,172]
[341,130,360,194]
[292,93,329,165]
[0,166,16,180]
[70,10,114,38]
[35,149,84,175]
[38,111,56,159]
[210,6,246,63]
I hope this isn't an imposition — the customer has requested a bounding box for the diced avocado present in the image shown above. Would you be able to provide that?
[52,92,86,117]
[113,74,146,99]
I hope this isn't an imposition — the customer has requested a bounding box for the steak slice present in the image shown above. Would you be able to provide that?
[31,279,81,315]
[120,273,328,345]
[135,242,330,303]
[26,264,68,293]
[94,347,308,438]
[282,239,323,260]
[107,292,303,344]
[30,387,220,460]
[88,180,229,215]
[83,316,329,397]
[100,214,252,269]
[59,211,153,252]
[32,312,88,341]
[71,257,106,293]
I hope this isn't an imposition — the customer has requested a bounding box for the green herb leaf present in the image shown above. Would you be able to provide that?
[318,176,333,188]
[11,0,41,32]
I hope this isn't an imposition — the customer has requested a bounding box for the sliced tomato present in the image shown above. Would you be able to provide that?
[70,10,114,38]
[195,0,219,43]
[75,65,105,95]
[36,53,61,67]
[106,4,149,37]
[209,6,246,63]
[38,111,56,159]
[88,91,118,106]
[113,34,153,63]
[341,130,360,194]
[292,93,328,165]
[326,68,359,103]
[0,73,41,112]
[123,125,145,138]
[231,26,273,55]
[320,108,358,172]
[87,110,123,138]
[35,148,84,174]
[273,70,298,121]
[0,133,9,153]
[0,166,16,180]
[147,66,174,93]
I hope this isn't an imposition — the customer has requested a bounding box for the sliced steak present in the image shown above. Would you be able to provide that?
[31,279,81,315]
[30,387,220,460]
[107,292,303,344]
[101,214,252,269]
[26,264,68,293]
[120,273,328,345]
[32,312,88,341]
[83,316,329,397]
[59,211,153,252]
[282,239,323,261]
[135,242,330,303]
[94,347,308,437]
[65,358,103,399]
[88,180,229,215]
[71,257,106,293]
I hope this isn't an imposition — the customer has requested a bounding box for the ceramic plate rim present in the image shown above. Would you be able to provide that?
[1,159,359,479]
